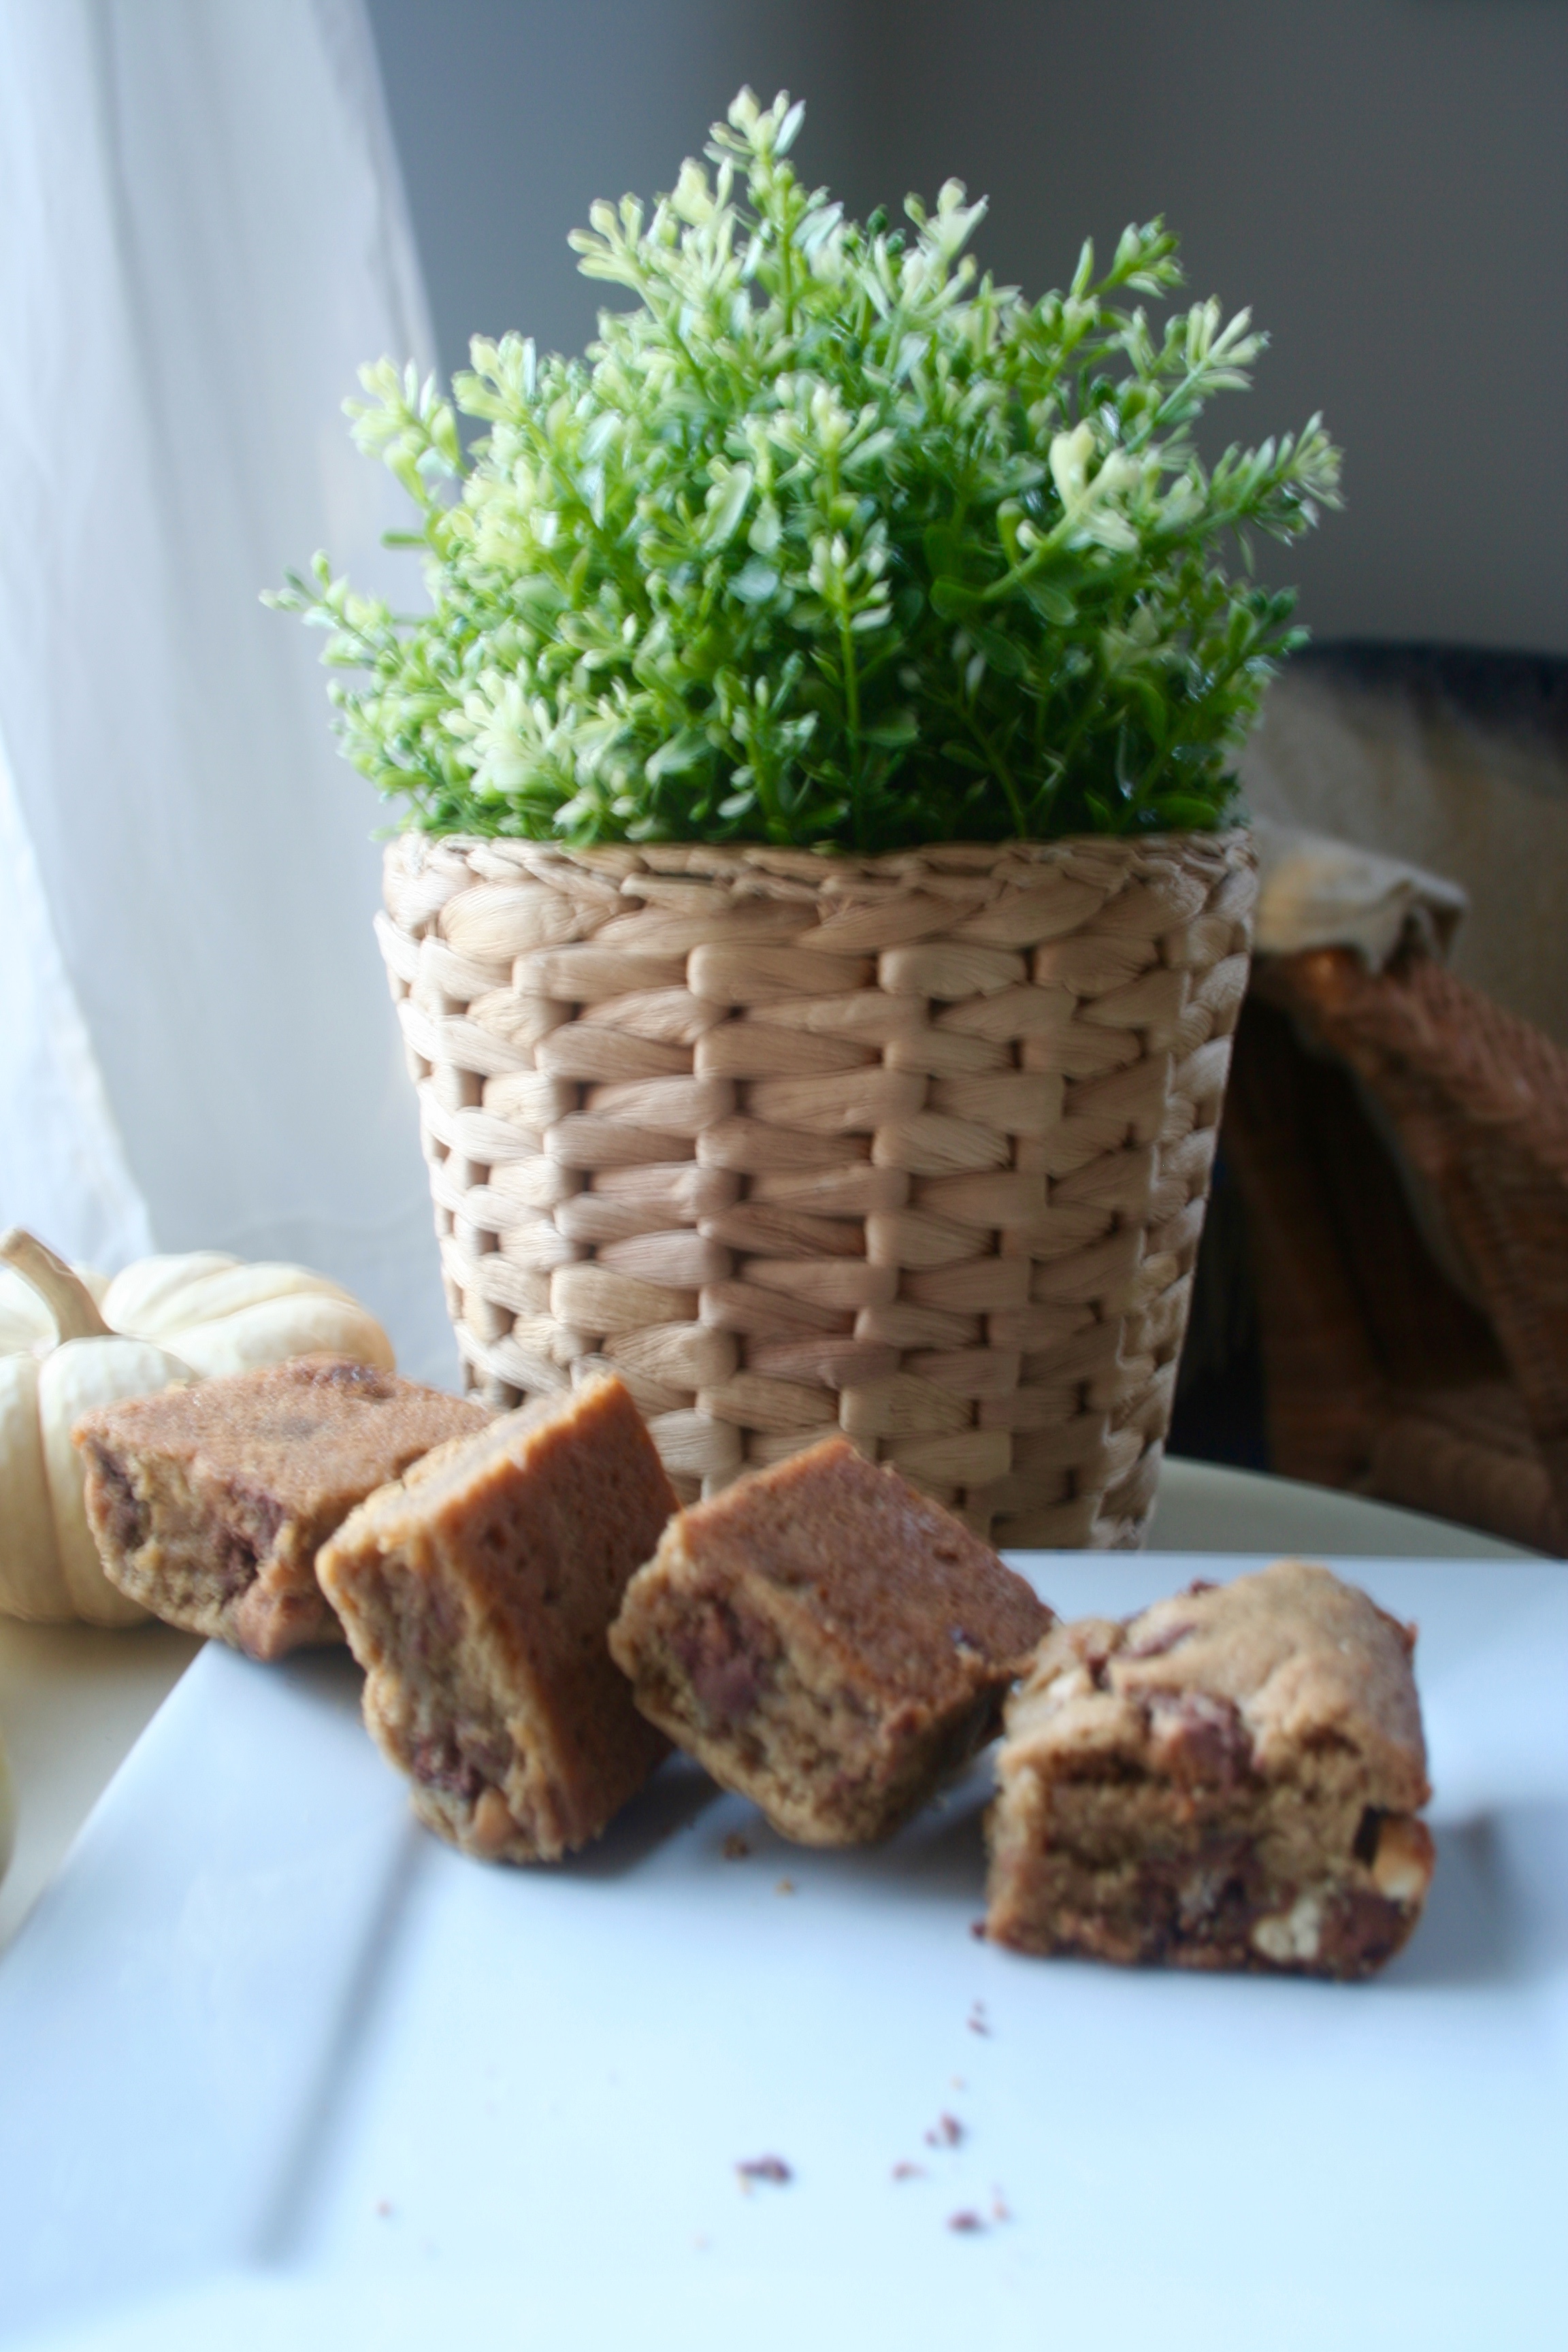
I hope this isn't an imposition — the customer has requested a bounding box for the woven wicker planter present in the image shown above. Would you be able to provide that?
[376,830,1256,1548]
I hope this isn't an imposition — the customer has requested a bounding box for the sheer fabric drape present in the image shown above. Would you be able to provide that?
[0,0,455,1378]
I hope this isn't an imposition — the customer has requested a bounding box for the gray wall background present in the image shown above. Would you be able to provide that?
[365,0,1567,655]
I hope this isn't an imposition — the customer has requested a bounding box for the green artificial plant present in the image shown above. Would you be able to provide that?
[275,89,1341,853]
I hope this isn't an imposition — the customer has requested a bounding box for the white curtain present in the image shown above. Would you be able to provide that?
[0,0,458,1382]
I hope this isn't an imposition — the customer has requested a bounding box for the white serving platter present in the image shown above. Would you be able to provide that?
[1,1552,1564,2352]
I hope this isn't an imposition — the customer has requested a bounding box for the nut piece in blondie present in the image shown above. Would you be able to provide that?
[74,1356,487,1660]
[609,1436,1053,1846]
[318,1374,676,1864]
[985,1558,1435,1978]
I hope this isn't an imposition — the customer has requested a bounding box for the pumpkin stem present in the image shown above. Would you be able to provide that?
[0,1228,112,1342]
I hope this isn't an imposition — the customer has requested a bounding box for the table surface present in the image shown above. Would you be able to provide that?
[0,1526,1561,2352]
[0,1457,1535,1956]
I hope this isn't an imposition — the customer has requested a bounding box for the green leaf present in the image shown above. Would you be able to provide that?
[1152,793,1223,828]
[966,623,1025,679]
[731,557,781,603]
[704,463,755,548]
[1022,577,1079,626]
[862,711,919,748]
[930,577,982,619]
[644,729,708,781]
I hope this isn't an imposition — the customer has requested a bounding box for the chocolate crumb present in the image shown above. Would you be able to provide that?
[1145,1688,1252,1788]
[925,2112,965,2149]
[374,2200,392,2218]
[969,1917,987,1940]
[892,2161,926,2181]
[947,2210,985,2234]
[721,1831,752,1860]
[966,2001,990,2036]
[736,2155,792,2185]
[1182,1577,1218,1597]
[775,1876,796,1895]
[991,2189,1011,2223]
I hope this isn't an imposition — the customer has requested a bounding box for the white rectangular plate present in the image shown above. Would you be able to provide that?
[1,1553,1565,2352]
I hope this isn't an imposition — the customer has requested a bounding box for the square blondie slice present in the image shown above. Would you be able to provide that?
[75,1356,487,1660]
[608,1437,1053,1846]
[985,1558,1435,1978]
[317,1374,676,1864]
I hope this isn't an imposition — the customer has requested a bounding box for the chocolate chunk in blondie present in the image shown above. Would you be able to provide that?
[318,1374,676,1863]
[984,1558,1434,1978]
[608,1437,1052,1846]
[74,1356,487,1660]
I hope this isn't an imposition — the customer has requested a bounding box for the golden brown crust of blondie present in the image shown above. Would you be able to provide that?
[985,1560,1434,1978]
[610,1437,1052,1846]
[318,1375,676,1863]
[74,1356,487,1660]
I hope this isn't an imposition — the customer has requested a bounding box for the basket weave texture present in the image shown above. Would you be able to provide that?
[377,830,1256,1548]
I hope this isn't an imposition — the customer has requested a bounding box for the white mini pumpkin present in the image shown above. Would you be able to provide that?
[101,1252,393,1380]
[0,1230,395,1627]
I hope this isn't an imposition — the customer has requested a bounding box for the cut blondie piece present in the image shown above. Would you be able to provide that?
[317,1374,676,1863]
[985,1558,1435,1978]
[608,1436,1053,1846]
[74,1356,487,1661]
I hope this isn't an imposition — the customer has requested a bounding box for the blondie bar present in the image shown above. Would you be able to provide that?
[985,1559,1434,1977]
[75,1356,487,1660]
[318,1374,676,1863]
[610,1437,1052,1846]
